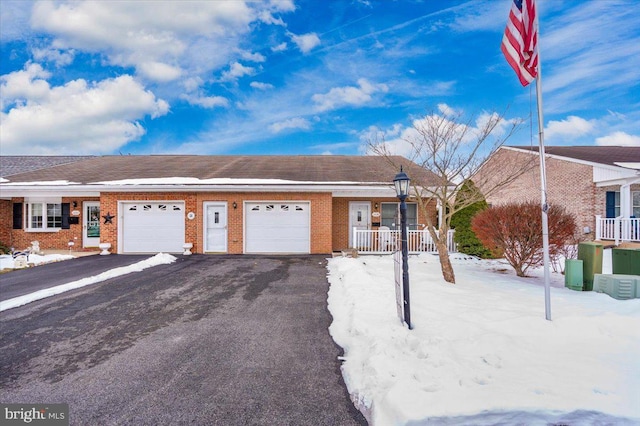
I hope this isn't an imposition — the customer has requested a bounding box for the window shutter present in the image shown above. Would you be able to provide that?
[605,192,616,218]
[13,203,23,229]
[61,203,71,229]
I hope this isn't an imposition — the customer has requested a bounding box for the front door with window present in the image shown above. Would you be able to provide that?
[83,201,100,247]
[204,203,228,252]
[349,202,371,247]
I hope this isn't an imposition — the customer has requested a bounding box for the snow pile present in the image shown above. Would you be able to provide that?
[0,253,74,270]
[0,180,79,185]
[0,253,176,312]
[327,253,640,425]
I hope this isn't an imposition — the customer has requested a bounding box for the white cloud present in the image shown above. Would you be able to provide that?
[312,78,388,112]
[272,42,288,52]
[0,63,51,109]
[220,62,255,82]
[250,81,274,90]
[363,108,513,159]
[181,94,229,109]
[241,51,266,62]
[545,116,596,139]
[450,1,508,32]
[31,47,75,67]
[437,103,458,117]
[259,0,295,24]
[0,0,31,41]
[182,77,203,93]
[289,32,321,53]
[0,68,168,155]
[138,61,183,82]
[28,1,294,83]
[538,2,639,114]
[596,131,640,147]
[269,117,311,133]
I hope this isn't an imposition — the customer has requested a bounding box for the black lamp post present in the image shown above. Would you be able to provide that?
[393,167,412,330]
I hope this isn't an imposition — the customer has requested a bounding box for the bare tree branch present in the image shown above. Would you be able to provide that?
[367,107,535,283]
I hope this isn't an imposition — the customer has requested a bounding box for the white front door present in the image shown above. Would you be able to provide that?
[83,201,101,247]
[205,203,227,252]
[349,202,371,247]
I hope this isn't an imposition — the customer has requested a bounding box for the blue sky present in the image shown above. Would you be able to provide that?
[1,0,639,156]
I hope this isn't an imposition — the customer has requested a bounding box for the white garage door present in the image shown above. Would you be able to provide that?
[122,202,185,253]
[245,202,310,253]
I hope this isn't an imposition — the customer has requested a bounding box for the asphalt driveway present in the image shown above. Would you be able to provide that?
[0,255,366,425]
[0,254,150,302]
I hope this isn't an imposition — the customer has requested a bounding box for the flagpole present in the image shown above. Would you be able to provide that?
[534,31,552,321]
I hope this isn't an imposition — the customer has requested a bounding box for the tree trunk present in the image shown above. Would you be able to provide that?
[436,234,456,284]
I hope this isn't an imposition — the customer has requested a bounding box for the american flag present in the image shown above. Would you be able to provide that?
[501,0,538,86]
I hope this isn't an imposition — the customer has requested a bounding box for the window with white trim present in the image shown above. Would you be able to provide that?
[610,191,640,217]
[380,202,418,230]
[25,199,62,230]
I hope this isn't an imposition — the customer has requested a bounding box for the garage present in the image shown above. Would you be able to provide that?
[245,202,310,253]
[121,202,185,253]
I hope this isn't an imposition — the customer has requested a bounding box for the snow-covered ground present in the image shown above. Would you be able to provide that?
[327,250,639,425]
[0,253,75,270]
[0,253,176,312]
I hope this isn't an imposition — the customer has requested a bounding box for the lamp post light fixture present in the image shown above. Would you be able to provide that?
[393,167,412,330]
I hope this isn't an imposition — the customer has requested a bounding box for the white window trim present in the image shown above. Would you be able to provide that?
[380,202,419,229]
[24,197,63,232]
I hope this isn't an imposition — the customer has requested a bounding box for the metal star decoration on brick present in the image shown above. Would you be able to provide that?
[102,212,115,224]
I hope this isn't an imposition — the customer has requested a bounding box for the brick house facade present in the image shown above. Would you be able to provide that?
[476,146,640,243]
[1,156,439,254]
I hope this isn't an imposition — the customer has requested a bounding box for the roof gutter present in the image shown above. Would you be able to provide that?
[0,182,403,198]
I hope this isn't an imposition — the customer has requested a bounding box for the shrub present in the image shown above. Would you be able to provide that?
[0,242,10,255]
[450,181,493,258]
[471,201,577,277]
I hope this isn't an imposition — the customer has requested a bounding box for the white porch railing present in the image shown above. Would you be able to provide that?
[352,228,457,254]
[595,215,640,245]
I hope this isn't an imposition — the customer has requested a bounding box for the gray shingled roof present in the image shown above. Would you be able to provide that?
[506,145,640,167]
[1,155,440,186]
[0,156,95,177]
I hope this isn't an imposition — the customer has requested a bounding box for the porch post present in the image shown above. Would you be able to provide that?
[595,215,602,241]
[620,184,631,217]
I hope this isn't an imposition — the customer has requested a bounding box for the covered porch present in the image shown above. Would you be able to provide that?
[352,228,457,254]
[595,216,640,245]
[595,164,640,245]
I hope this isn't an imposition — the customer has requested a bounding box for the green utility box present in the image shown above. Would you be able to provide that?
[577,242,603,291]
[565,259,584,291]
[594,274,639,300]
[612,248,640,275]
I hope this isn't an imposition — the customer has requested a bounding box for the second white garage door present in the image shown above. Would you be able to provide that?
[121,202,185,253]
[245,202,310,253]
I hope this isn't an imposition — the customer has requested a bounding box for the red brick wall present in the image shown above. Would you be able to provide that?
[100,192,333,254]
[0,200,11,249]
[477,149,597,237]
[7,197,100,251]
[332,197,437,251]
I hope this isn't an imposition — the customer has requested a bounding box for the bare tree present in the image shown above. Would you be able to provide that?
[369,107,535,284]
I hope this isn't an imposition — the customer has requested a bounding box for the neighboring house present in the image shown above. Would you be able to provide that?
[0,155,441,255]
[476,146,640,245]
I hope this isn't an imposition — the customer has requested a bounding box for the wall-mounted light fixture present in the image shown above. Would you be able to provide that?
[73,201,78,208]
[233,201,238,209]
[374,202,378,209]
